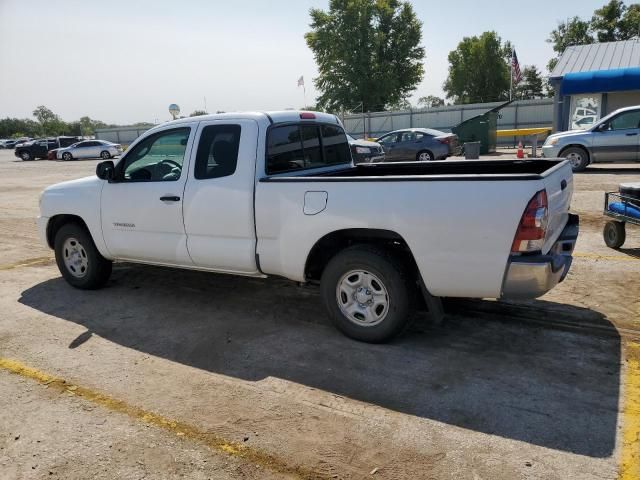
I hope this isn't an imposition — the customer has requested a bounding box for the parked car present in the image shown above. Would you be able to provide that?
[4,138,31,150]
[347,135,385,163]
[542,105,640,172]
[375,128,459,162]
[14,136,79,161]
[57,140,122,161]
[38,110,578,343]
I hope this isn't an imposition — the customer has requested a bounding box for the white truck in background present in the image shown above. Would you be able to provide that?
[38,111,579,343]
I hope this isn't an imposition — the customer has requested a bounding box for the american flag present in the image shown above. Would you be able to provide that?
[512,50,523,84]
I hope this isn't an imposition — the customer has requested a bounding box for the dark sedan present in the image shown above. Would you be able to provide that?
[347,135,385,163]
[376,128,458,162]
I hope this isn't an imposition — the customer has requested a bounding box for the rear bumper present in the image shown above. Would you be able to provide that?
[501,214,579,299]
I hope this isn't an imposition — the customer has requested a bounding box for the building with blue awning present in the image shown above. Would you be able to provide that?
[549,39,640,132]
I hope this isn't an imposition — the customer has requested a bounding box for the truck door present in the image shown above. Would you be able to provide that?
[100,125,195,265]
[592,109,640,162]
[182,119,260,274]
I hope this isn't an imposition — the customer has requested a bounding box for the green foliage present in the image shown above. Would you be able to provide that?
[515,66,545,100]
[547,1,640,73]
[417,95,445,108]
[546,17,594,72]
[386,97,412,110]
[305,0,425,112]
[443,31,511,104]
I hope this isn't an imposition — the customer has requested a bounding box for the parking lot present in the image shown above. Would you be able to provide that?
[0,149,639,479]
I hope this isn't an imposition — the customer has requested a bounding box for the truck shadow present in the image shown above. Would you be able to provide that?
[19,263,620,458]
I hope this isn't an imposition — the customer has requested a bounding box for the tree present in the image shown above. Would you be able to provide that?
[189,110,208,117]
[619,3,640,38]
[592,0,627,42]
[515,66,545,100]
[546,17,594,72]
[443,31,511,104]
[417,95,445,108]
[386,97,412,110]
[32,105,67,136]
[305,0,425,112]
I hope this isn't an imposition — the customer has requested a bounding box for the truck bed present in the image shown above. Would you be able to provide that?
[262,159,566,182]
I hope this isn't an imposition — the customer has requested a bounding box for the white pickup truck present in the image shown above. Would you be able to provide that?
[38,111,579,342]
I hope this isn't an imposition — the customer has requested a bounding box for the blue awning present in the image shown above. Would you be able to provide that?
[560,67,640,95]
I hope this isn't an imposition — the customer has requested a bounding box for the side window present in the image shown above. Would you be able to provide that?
[266,125,305,173]
[266,123,351,175]
[120,127,190,182]
[321,125,351,165]
[608,111,640,131]
[194,124,241,179]
[378,133,398,146]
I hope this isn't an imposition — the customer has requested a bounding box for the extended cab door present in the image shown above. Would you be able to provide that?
[181,119,259,274]
[377,133,400,161]
[592,109,640,162]
[100,125,195,265]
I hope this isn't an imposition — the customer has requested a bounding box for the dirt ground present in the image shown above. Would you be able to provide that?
[0,149,639,480]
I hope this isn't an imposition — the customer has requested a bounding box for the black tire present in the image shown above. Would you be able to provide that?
[54,223,112,289]
[320,245,412,343]
[100,150,111,159]
[603,221,626,249]
[20,151,32,161]
[416,150,433,162]
[62,152,73,161]
[561,146,589,172]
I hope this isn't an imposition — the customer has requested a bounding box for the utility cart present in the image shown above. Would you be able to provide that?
[603,186,640,248]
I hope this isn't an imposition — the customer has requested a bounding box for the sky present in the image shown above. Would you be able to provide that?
[0,0,611,124]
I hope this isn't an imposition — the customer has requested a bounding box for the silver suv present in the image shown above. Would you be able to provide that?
[542,105,640,172]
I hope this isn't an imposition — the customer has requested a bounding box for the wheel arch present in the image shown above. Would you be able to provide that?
[304,228,424,287]
[559,144,591,163]
[46,214,90,249]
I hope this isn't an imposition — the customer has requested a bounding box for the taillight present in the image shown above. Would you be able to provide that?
[511,190,548,253]
[437,137,451,145]
[299,112,316,119]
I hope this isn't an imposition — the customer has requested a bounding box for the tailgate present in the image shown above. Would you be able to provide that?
[542,161,574,253]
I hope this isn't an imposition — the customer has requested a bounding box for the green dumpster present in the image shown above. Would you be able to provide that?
[452,101,511,155]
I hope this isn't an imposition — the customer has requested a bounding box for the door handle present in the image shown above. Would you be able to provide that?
[160,195,180,202]
[625,132,638,136]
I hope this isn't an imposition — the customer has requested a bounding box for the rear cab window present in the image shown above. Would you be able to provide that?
[266,123,351,174]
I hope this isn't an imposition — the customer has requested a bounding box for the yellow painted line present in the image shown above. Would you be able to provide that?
[0,256,53,271]
[620,342,640,480]
[574,252,640,262]
[0,358,324,480]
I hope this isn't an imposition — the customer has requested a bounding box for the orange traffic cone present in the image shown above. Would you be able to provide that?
[517,141,524,159]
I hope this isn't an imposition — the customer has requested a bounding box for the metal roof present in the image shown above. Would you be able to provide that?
[550,39,640,78]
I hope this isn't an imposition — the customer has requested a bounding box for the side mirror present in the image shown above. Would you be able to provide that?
[96,160,115,181]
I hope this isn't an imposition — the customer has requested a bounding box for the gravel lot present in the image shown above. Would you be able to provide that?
[0,149,639,479]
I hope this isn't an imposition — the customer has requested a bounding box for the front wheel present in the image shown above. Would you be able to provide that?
[562,147,589,172]
[320,245,411,343]
[20,151,32,161]
[100,150,111,159]
[54,223,112,289]
[603,221,626,249]
[62,152,73,161]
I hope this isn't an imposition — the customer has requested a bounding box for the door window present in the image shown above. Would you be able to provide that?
[119,128,190,182]
[378,133,399,146]
[194,124,241,179]
[606,111,640,131]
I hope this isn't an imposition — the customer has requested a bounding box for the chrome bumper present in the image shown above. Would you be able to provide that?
[501,214,579,299]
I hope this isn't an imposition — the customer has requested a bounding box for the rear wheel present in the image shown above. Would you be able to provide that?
[54,223,112,289]
[416,150,433,162]
[100,150,111,159]
[562,147,589,172]
[62,152,73,161]
[320,245,412,343]
[603,221,626,249]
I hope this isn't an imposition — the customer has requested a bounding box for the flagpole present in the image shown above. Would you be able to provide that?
[510,49,514,101]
